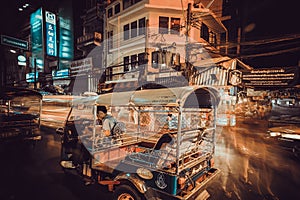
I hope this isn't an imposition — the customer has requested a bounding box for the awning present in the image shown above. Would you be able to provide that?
[192,8,227,33]
[192,56,232,68]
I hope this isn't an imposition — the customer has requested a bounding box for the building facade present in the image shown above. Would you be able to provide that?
[100,0,231,92]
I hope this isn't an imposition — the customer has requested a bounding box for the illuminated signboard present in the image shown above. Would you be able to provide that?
[30,8,43,54]
[52,69,69,80]
[241,67,300,87]
[59,15,74,69]
[70,57,93,77]
[30,8,44,71]
[26,72,39,83]
[1,35,28,50]
[17,55,26,66]
[45,11,57,57]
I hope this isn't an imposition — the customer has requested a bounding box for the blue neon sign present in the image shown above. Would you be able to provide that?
[45,11,57,57]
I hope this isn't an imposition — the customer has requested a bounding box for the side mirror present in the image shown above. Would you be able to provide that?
[56,127,64,135]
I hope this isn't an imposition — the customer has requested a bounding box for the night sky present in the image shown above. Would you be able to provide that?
[223,0,300,68]
[0,0,67,35]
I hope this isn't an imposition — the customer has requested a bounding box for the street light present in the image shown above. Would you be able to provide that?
[18,3,33,12]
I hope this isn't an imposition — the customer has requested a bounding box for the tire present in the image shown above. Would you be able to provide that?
[113,184,142,200]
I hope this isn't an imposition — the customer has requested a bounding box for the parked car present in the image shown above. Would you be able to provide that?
[0,87,42,141]
[268,125,300,159]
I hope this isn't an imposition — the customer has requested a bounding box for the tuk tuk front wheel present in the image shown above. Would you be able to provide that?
[113,184,142,200]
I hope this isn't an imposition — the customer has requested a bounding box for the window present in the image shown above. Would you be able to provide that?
[209,31,217,46]
[170,18,180,34]
[123,0,131,9]
[138,17,146,35]
[115,3,120,14]
[123,0,142,9]
[124,24,130,40]
[108,7,113,18]
[161,51,167,69]
[201,23,209,42]
[131,55,137,69]
[159,17,169,34]
[108,31,113,51]
[138,52,147,65]
[152,51,161,69]
[124,56,130,72]
[131,21,137,38]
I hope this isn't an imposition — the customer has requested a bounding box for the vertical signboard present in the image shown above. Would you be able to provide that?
[30,7,44,71]
[58,5,74,69]
[59,17,73,60]
[45,11,57,57]
[30,8,43,54]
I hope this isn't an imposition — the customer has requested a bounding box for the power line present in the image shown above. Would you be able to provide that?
[239,46,300,59]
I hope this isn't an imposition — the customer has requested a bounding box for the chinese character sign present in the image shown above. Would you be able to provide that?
[45,11,57,57]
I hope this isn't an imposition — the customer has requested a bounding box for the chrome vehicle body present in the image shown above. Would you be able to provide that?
[0,87,42,140]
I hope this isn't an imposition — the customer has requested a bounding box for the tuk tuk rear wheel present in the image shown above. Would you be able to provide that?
[113,184,142,200]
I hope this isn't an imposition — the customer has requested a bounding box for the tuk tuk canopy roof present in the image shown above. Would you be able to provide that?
[78,86,220,108]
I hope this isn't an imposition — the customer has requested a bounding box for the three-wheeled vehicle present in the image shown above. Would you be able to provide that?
[56,86,220,200]
[0,87,42,140]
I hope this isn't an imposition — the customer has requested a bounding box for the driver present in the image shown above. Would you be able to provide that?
[96,105,116,137]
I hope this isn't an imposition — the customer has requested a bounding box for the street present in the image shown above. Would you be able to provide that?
[0,126,113,200]
[1,115,300,200]
[207,120,300,200]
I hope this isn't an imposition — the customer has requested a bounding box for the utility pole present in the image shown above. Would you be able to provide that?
[185,3,192,79]
[34,57,37,90]
[237,27,241,58]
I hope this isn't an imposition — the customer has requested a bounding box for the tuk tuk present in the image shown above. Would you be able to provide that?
[57,86,220,200]
[0,87,42,140]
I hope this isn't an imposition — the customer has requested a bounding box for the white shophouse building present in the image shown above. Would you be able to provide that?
[101,0,251,126]
[101,0,243,90]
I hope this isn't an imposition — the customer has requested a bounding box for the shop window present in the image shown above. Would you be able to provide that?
[124,24,130,40]
[131,21,137,38]
[138,17,146,35]
[170,18,180,34]
[115,3,120,14]
[159,16,169,34]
